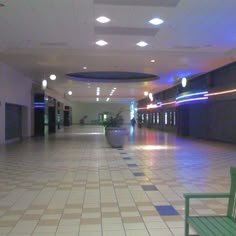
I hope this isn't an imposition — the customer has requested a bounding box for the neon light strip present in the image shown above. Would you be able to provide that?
[162,101,176,106]
[34,102,45,105]
[34,106,45,108]
[205,89,236,97]
[176,97,208,104]
[176,91,208,101]
[147,104,158,109]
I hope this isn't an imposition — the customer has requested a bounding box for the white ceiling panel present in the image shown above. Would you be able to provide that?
[94,0,180,7]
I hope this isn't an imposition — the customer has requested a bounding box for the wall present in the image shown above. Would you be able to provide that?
[71,102,130,125]
[0,63,32,144]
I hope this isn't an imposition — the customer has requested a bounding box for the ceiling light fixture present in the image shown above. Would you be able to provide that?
[150,59,155,63]
[106,97,110,102]
[144,91,149,96]
[49,74,56,80]
[83,66,87,70]
[68,91,72,95]
[149,18,164,25]
[136,41,148,47]
[96,97,99,102]
[96,40,108,46]
[96,16,111,23]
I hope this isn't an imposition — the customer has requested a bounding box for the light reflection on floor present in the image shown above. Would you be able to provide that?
[135,145,177,150]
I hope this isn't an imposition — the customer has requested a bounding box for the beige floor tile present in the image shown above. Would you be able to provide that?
[148,228,173,236]
[103,230,125,236]
[125,229,149,236]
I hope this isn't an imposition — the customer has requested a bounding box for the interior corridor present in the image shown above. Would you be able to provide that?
[0,126,236,236]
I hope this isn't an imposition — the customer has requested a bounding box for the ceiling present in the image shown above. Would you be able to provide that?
[0,0,235,103]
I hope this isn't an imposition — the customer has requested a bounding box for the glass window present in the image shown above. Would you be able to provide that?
[156,112,160,124]
[153,113,156,124]
[173,111,176,126]
[164,112,168,125]
[170,112,172,125]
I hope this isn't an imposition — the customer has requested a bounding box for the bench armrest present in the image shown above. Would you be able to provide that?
[184,192,230,199]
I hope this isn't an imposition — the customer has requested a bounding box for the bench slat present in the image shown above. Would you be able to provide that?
[189,216,236,236]
[215,217,236,234]
[189,217,215,236]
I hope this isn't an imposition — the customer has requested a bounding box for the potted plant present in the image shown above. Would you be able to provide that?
[104,110,127,148]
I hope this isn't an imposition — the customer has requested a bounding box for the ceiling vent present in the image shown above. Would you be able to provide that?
[95,26,159,37]
[172,45,200,50]
[94,0,180,7]
[40,42,68,47]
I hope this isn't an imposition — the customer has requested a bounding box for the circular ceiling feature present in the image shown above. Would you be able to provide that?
[66,71,159,82]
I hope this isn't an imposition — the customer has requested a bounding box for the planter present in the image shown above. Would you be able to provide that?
[106,127,127,148]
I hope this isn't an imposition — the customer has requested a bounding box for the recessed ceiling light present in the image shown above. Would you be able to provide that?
[83,66,87,70]
[68,91,72,95]
[144,91,149,96]
[149,18,164,25]
[96,97,99,102]
[136,41,148,47]
[96,16,111,24]
[96,40,108,46]
[106,97,110,102]
[49,74,56,80]
[150,59,155,63]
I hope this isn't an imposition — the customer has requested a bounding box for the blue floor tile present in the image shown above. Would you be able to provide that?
[123,157,132,160]
[127,164,138,167]
[155,205,179,216]
[133,172,145,176]
[141,185,158,191]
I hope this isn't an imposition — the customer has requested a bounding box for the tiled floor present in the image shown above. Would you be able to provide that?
[0,125,236,236]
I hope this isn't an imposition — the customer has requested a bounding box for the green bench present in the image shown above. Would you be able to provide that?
[184,166,236,236]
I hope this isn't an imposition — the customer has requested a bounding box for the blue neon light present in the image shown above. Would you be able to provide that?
[34,102,45,105]
[34,106,45,109]
[176,91,208,101]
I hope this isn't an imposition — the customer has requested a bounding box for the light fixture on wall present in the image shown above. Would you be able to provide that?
[149,93,153,101]
[42,79,47,89]
[181,77,187,88]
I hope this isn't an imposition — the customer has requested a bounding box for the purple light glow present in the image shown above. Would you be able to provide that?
[176,97,208,104]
